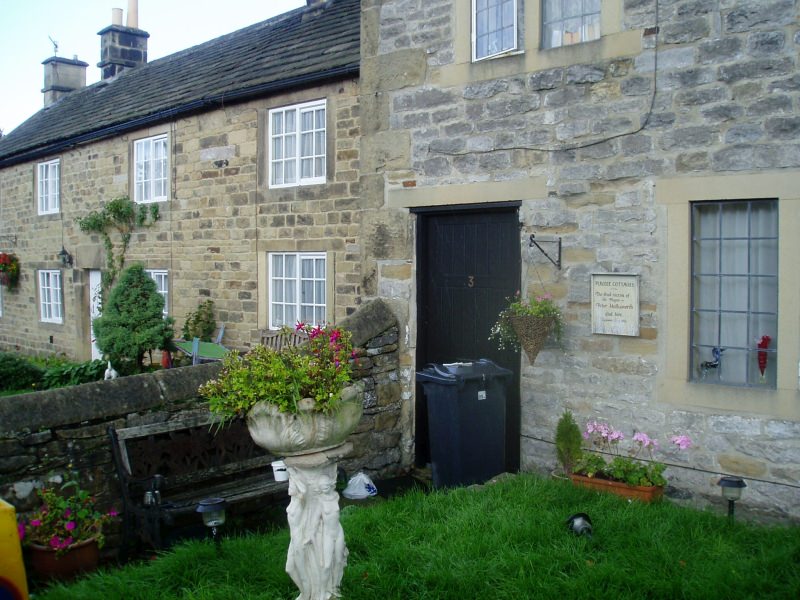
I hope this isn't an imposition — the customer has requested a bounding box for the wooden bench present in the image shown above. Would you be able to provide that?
[107,413,287,557]
[260,328,308,351]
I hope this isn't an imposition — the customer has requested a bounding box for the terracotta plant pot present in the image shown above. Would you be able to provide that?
[246,388,363,456]
[569,473,664,503]
[27,538,100,581]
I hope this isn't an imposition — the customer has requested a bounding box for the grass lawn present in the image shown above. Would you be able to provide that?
[35,474,800,599]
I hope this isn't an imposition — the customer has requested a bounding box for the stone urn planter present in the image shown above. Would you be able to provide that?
[569,473,664,503]
[246,386,363,456]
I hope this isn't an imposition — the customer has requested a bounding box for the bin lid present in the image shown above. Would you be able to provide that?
[416,359,512,385]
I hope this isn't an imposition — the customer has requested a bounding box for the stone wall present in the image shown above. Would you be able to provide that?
[361,0,800,521]
[0,78,364,359]
[0,299,407,550]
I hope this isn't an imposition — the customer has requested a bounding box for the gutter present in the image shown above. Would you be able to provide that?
[0,62,359,169]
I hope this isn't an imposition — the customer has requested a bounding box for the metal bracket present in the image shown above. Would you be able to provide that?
[529,234,561,270]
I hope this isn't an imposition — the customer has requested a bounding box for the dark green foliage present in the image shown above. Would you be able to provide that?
[181,299,216,341]
[41,359,106,389]
[92,264,174,373]
[0,352,44,391]
[35,474,800,600]
[76,196,160,300]
[555,409,583,475]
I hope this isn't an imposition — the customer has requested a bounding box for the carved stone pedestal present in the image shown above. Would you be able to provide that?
[283,442,352,600]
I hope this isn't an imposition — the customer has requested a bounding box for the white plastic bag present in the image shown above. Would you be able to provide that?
[342,472,378,499]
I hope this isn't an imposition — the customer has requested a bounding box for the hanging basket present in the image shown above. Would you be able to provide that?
[509,315,554,364]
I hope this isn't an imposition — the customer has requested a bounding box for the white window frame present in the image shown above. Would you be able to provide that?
[133,134,169,203]
[472,0,518,62]
[37,158,60,215]
[268,252,327,329]
[268,100,327,188]
[38,270,63,324]
[145,269,169,316]
[542,0,601,50]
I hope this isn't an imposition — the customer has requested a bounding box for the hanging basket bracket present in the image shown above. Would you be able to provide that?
[529,234,562,270]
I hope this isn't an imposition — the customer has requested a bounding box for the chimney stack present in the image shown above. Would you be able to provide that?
[42,55,89,107]
[97,2,149,80]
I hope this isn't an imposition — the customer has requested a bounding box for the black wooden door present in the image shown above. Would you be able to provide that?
[416,206,521,473]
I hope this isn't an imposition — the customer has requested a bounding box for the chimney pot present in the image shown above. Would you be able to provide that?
[126,0,138,29]
[112,8,122,26]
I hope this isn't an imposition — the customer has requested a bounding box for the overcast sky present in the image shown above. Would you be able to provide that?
[0,0,307,134]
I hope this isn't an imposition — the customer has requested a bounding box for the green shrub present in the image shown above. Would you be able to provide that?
[41,359,106,389]
[0,352,44,391]
[182,299,216,341]
[555,409,583,475]
[92,264,175,373]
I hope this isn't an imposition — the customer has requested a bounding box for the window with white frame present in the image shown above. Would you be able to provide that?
[269,100,326,188]
[542,0,601,49]
[133,134,168,203]
[269,252,326,328]
[472,0,518,61]
[38,270,63,323]
[145,269,169,316]
[690,199,778,387]
[37,158,60,214]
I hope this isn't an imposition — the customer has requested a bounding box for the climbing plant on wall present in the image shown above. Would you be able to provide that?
[76,196,159,301]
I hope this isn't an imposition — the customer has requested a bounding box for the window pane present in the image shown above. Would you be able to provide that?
[720,203,748,236]
[315,108,325,129]
[720,313,747,347]
[272,112,283,135]
[285,255,296,278]
[751,201,778,237]
[692,312,718,347]
[693,275,719,310]
[720,240,748,274]
[720,277,747,311]
[301,158,312,179]
[285,110,296,133]
[301,111,313,132]
[750,239,778,276]
[693,240,718,273]
[750,277,777,313]
[301,132,313,158]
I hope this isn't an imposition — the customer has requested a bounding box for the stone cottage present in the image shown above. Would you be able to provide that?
[359,0,800,520]
[0,0,362,360]
[2,0,799,521]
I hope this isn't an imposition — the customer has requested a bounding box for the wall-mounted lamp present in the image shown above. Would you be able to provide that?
[213,159,229,168]
[57,246,73,267]
[717,476,747,519]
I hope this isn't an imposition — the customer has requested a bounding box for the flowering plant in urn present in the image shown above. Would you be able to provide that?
[199,322,361,456]
[573,420,693,488]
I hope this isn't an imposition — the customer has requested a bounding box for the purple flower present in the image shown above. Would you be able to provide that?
[17,523,25,540]
[49,536,61,549]
[108,508,118,517]
[30,518,42,527]
[633,432,657,449]
[65,521,77,531]
[671,435,692,450]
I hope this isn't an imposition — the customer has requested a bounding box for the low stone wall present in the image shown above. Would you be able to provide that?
[0,299,407,549]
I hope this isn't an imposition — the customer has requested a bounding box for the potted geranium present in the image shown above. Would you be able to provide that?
[570,420,693,502]
[18,475,118,580]
[0,252,20,290]
[489,291,563,363]
[198,322,362,456]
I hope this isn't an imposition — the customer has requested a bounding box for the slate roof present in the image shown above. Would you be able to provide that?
[0,0,360,167]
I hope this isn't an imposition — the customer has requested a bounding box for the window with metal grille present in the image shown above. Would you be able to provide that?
[269,252,326,329]
[542,0,600,49]
[690,199,778,387]
[472,0,518,61]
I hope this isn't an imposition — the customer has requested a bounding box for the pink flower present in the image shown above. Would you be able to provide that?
[30,518,42,527]
[65,521,77,531]
[63,508,72,518]
[108,508,118,517]
[295,321,306,332]
[671,435,692,450]
[18,523,25,540]
[608,430,625,443]
[49,536,61,549]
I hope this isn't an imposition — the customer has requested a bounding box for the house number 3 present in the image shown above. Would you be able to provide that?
[467,275,475,287]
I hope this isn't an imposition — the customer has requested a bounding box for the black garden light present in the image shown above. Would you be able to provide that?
[196,497,227,551]
[717,476,746,519]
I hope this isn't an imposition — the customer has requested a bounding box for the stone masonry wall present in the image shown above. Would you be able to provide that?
[362,0,800,520]
[0,78,363,359]
[0,299,406,553]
